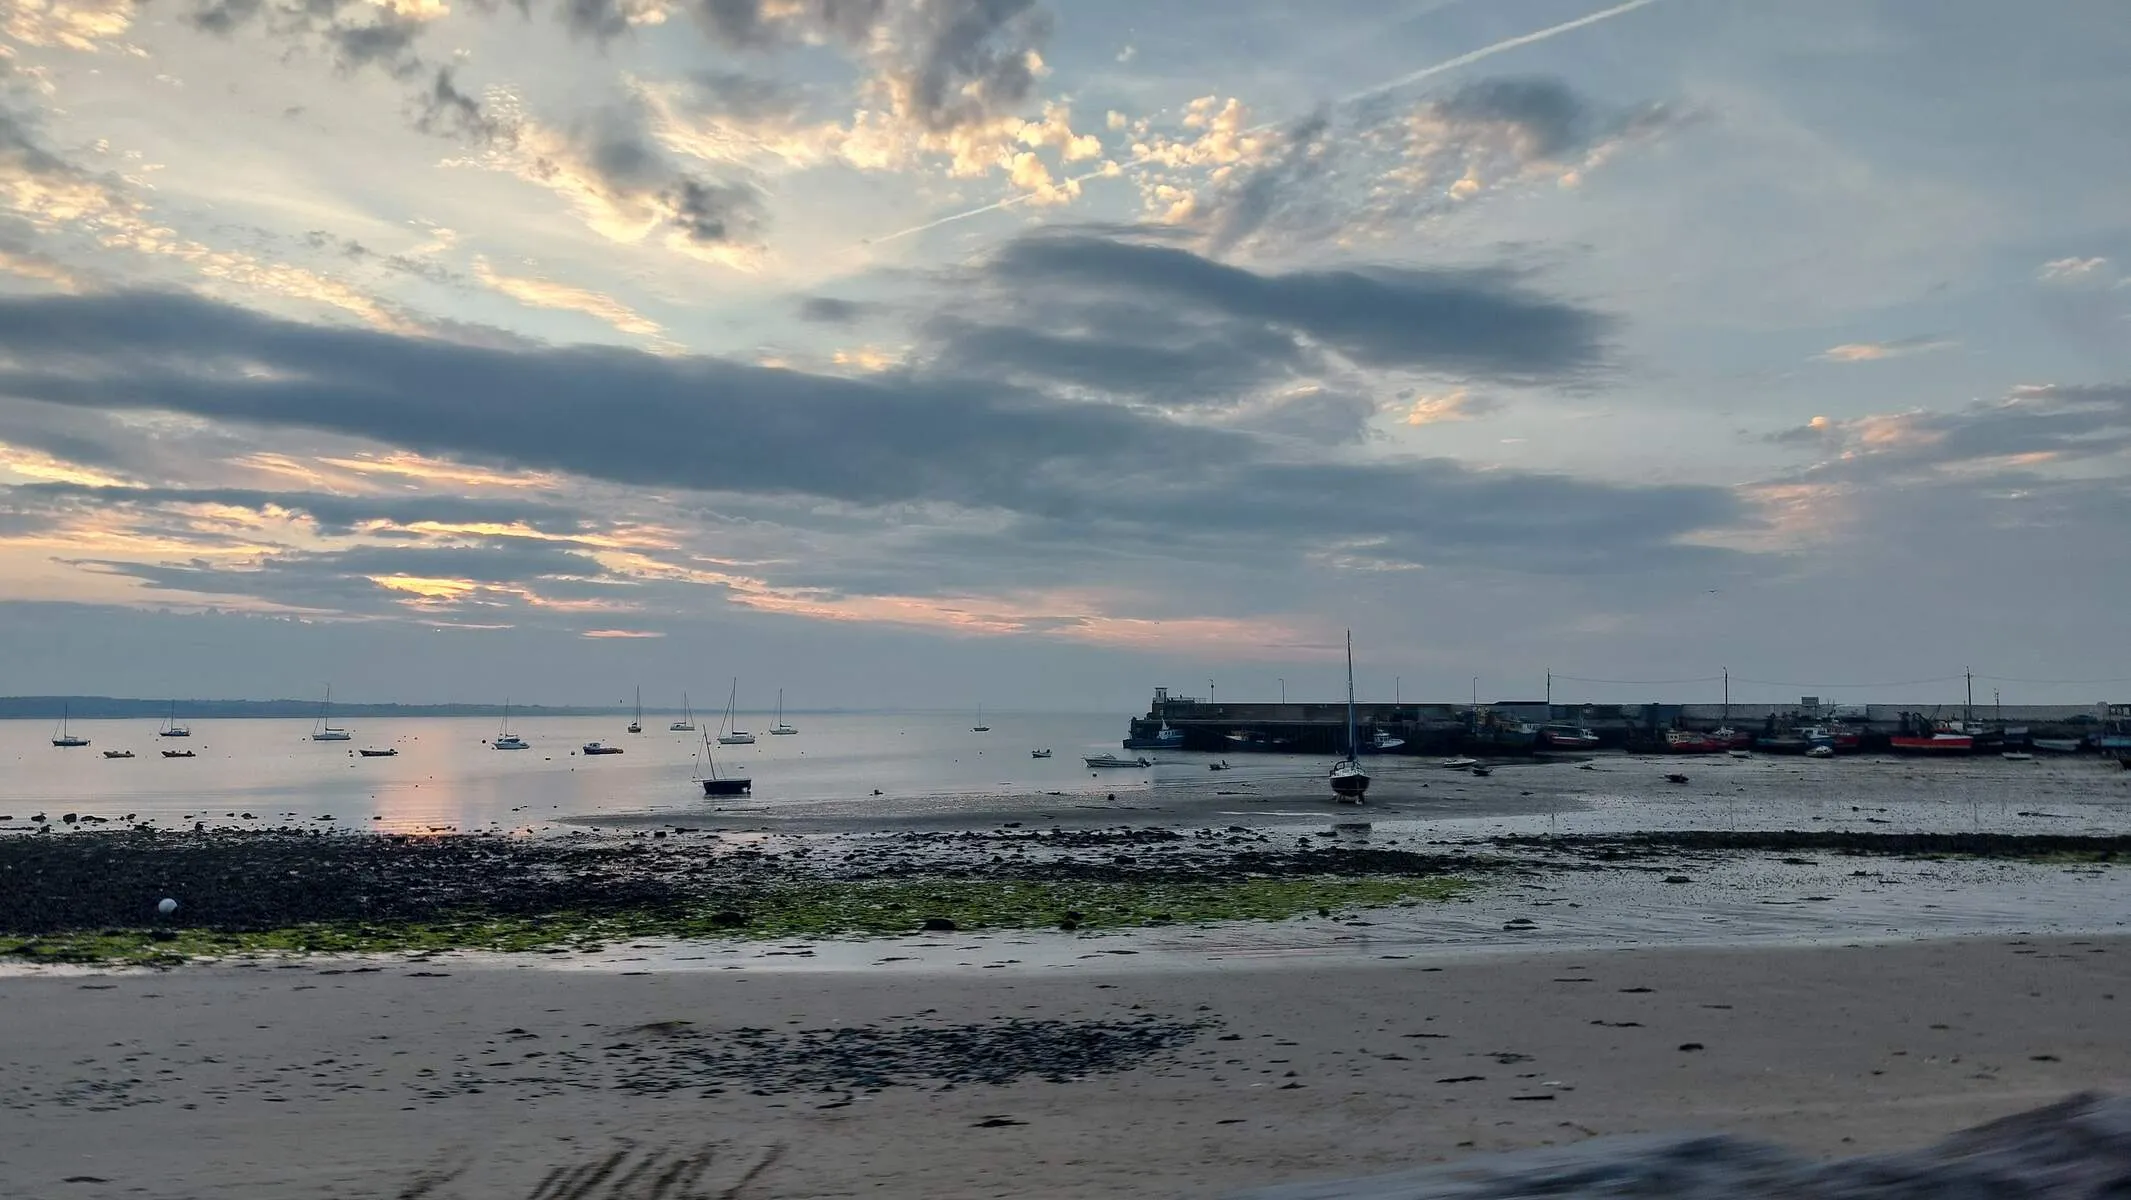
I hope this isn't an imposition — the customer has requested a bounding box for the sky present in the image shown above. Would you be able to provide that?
[0,0,2127,712]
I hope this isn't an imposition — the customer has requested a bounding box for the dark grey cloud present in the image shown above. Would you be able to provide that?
[412,67,518,147]
[970,232,1611,382]
[1434,78,1590,159]
[0,285,1741,579]
[797,296,872,324]
[182,0,427,77]
[687,70,811,124]
[692,0,885,50]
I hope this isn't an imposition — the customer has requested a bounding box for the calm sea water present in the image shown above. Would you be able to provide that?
[5,711,2130,838]
[0,711,1192,831]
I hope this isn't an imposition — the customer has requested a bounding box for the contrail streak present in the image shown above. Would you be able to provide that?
[868,0,1664,245]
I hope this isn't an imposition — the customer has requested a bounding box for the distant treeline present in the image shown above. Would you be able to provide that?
[0,696,649,720]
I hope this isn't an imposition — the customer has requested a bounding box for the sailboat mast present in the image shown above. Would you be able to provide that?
[1344,630,1358,758]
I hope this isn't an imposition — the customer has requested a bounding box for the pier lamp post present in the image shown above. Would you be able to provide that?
[1278,678,1286,704]
[1472,676,1479,707]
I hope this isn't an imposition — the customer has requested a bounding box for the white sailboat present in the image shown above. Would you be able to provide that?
[1329,631,1369,802]
[160,701,191,738]
[628,686,642,734]
[717,678,756,745]
[51,702,89,748]
[491,698,529,750]
[972,704,990,733]
[769,689,797,735]
[311,685,352,741]
[669,692,696,732]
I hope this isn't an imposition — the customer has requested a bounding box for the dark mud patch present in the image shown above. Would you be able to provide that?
[611,1015,1206,1096]
[1493,831,2131,862]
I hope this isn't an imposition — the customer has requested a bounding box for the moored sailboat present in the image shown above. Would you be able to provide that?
[311,686,352,742]
[628,686,642,734]
[716,679,756,744]
[770,689,797,735]
[51,703,89,748]
[491,699,529,750]
[669,692,695,732]
[694,728,752,795]
[160,701,191,738]
[1330,631,1369,802]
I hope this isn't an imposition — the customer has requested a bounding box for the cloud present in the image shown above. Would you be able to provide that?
[181,0,438,78]
[1816,337,1957,363]
[1769,384,2131,479]
[977,232,1612,380]
[1126,77,1683,257]
[1402,388,1496,425]
[2,0,135,50]
[797,295,871,324]
[4,481,606,539]
[582,627,664,638]
[472,257,666,339]
[0,101,414,329]
[412,66,520,147]
[458,97,769,264]
[2038,256,2111,283]
[0,285,1741,585]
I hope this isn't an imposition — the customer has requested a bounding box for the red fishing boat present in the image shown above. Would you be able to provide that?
[1663,729,1725,754]
[1890,723,1973,754]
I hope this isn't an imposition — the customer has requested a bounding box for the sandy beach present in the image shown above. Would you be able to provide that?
[4,933,2127,1198]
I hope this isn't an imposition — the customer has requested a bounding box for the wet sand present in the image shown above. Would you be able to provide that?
[4,935,2127,1198]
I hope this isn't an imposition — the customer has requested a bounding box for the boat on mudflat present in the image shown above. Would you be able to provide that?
[1329,631,1369,802]
[2032,737,2083,753]
[1890,729,1974,753]
[1663,729,1725,754]
[1537,723,1601,750]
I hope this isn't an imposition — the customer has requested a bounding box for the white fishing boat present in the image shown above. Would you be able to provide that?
[311,686,352,741]
[770,689,797,735]
[1329,631,1369,802]
[669,692,696,732]
[491,699,529,750]
[716,678,756,744]
[1368,729,1405,752]
[51,703,89,747]
[1084,754,1151,768]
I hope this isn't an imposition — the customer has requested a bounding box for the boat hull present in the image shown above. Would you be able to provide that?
[1084,755,1150,768]
[700,778,751,795]
[2033,738,2083,753]
[718,734,757,745]
[1890,735,1973,753]
[1330,760,1369,799]
[358,749,397,757]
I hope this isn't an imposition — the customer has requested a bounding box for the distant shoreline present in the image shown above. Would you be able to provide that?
[0,696,822,720]
[0,696,1025,719]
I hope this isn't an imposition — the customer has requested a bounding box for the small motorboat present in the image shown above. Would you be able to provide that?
[1728,749,1751,759]
[103,749,134,759]
[1208,760,1232,771]
[358,747,398,757]
[1084,754,1151,768]
[2001,751,2035,762]
[1806,745,1835,759]
[1030,749,1052,759]
[1440,756,1479,769]
[162,749,196,759]
[1469,765,1492,777]
[1664,772,1690,784]
[582,742,624,756]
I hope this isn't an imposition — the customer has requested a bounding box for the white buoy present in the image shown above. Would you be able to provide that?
[157,898,177,916]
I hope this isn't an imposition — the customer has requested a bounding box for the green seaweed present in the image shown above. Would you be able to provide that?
[4,874,1471,967]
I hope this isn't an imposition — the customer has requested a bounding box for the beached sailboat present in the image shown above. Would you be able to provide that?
[669,692,696,732]
[1330,631,1369,802]
[717,678,756,745]
[628,686,642,734]
[311,686,352,741]
[769,689,797,735]
[694,728,751,795]
[491,699,529,750]
[51,703,89,748]
[160,701,191,738]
